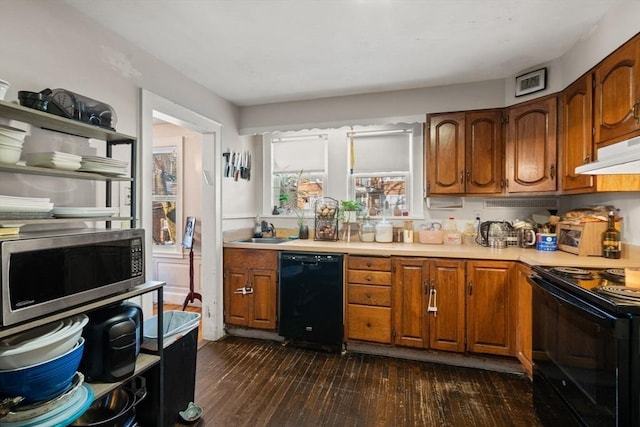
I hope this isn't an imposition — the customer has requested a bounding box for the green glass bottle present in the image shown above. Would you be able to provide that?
[602,211,621,259]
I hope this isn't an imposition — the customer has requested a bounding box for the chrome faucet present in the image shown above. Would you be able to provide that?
[261,220,276,237]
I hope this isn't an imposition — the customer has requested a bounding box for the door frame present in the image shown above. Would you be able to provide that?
[141,89,224,340]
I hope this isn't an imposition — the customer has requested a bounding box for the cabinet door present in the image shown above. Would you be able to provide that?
[516,263,533,376]
[427,259,465,353]
[594,34,640,146]
[392,258,428,348]
[505,97,557,193]
[224,267,250,326]
[562,75,594,193]
[248,269,277,329]
[427,113,466,194]
[466,261,516,356]
[465,110,504,194]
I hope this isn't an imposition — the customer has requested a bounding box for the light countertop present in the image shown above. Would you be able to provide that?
[223,237,640,268]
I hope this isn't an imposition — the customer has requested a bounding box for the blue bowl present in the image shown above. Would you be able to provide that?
[0,337,84,403]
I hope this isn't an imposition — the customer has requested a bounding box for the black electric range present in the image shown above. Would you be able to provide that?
[532,265,640,315]
[529,265,640,426]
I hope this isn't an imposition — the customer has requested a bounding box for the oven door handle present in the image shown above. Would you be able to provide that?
[528,275,618,325]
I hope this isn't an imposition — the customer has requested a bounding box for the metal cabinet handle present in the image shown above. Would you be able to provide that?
[234,287,254,295]
[550,163,555,180]
[468,280,473,296]
[584,154,590,164]
[460,171,464,183]
[633,100,640,123]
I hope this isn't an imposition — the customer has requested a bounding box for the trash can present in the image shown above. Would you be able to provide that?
[137,311,200,427]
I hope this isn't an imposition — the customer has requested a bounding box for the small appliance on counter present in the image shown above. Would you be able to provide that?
[81,301,143,382]
[477,220,513,247]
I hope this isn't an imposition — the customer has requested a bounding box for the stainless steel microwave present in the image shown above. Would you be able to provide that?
[1,229,145,326]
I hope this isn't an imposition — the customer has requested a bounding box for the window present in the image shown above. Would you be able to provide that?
[348,128,413,216]
[263,124,422,218]
[267,134,328,215]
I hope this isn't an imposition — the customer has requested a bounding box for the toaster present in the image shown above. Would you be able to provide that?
[81,301,143,382]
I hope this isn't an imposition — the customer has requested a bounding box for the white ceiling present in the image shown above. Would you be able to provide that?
[62,0,621,107]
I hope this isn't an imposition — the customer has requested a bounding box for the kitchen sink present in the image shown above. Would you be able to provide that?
[233,237,289,244]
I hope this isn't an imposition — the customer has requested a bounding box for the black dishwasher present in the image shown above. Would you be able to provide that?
[279,252,343,349]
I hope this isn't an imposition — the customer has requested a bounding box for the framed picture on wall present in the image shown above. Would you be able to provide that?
[515,68,547,97]
[183,216,196,249]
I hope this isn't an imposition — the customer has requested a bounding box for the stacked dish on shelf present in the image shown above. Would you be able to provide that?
[0,124,26,165]
[52,207,118,218]
[25,152,82,171]
[0,195,53,219]
[0,314,93,426]
[79,155,128,176]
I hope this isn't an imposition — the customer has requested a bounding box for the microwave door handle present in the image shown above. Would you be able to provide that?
[529,275,617,327]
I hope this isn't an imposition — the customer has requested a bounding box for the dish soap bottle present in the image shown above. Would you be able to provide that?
[443,217,461,245]
[602,210,621,259]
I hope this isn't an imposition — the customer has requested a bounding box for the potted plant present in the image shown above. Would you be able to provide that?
[340,200,361,223]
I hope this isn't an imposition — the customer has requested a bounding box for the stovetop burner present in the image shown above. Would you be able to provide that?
[549,267,594,279]
[535,265,640,315]
[598,285,640,301]
[601,268,626,282]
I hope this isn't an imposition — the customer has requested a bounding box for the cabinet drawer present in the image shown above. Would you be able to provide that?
[348,270,392,286]
[347,304,392,344]
[348,256,391,271]
[347,284,391,307]
[223,248,277,269]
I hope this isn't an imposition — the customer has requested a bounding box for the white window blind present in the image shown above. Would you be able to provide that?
[351,130,411,173]
[272,135,327,173]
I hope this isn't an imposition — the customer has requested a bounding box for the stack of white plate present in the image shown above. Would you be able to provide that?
[25,152,82,171]
[0,124,26,165]
[79,155,128,176]
[0,195,53,214]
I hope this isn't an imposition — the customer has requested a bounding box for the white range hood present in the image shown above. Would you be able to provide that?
[575,136,640,175]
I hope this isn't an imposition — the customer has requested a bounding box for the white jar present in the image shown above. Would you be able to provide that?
[375,218,393,243]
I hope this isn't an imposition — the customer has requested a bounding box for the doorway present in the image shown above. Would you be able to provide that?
[141,90,224,341]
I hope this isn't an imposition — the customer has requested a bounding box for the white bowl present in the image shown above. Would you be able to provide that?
[0,124,27,141]
[0,133,24,148]
[0,314,89,370]
[0,144,22,164]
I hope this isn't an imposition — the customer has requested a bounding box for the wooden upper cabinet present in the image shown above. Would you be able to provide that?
[427,110,503,195]
[594,33,640,147]
[466,110,504,194]
[561,74,594,192]
[427,112,466,194]
[505,96,558,193]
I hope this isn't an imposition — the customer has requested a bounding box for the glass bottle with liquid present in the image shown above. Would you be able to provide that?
[602,210,621,259]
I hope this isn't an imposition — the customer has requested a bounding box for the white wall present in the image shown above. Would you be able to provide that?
[0,0,255,227]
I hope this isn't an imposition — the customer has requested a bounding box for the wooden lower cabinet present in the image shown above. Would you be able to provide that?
[223,248,278,330]
[466,260,517,356]
[516,263,533,376]
[392,258,465,352]
[346,256,393,344]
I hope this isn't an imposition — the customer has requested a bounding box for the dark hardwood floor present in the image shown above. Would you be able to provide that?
[191,336,542,427]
